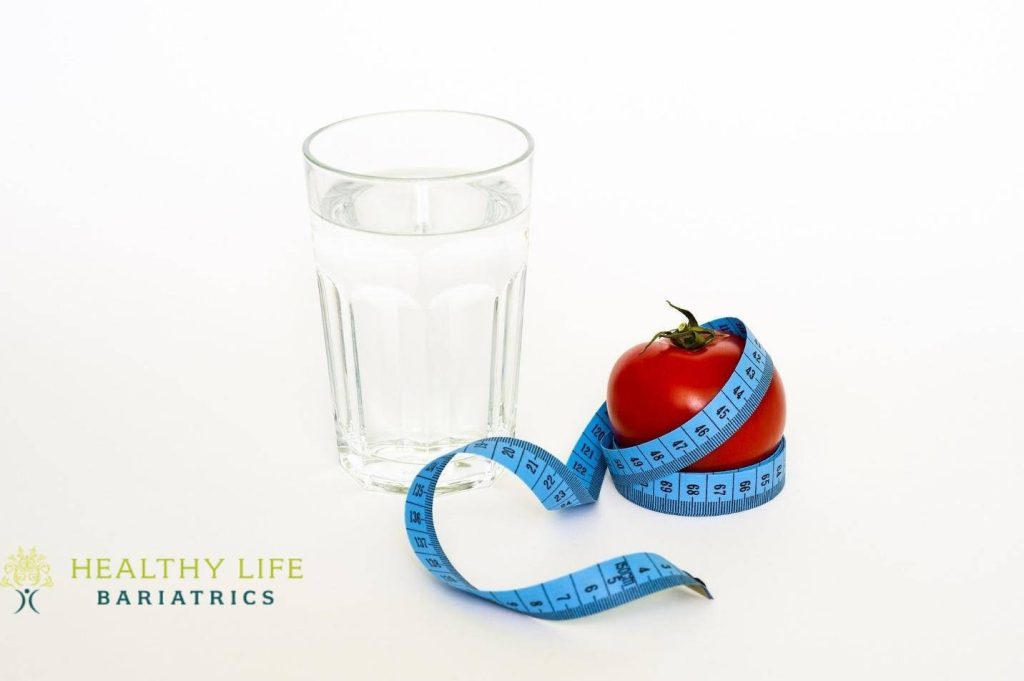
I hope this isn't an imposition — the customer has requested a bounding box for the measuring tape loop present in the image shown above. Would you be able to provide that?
[404,317,786,619]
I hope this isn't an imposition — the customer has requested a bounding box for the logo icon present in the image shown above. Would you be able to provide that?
[2,547,55,614]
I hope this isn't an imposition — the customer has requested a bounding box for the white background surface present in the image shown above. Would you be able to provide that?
[2,1,1022,679]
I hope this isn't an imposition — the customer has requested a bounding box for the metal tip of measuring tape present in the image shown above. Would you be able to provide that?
[688,579,714,600]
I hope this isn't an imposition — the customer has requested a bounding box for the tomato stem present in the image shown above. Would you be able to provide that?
[643,301,724,352]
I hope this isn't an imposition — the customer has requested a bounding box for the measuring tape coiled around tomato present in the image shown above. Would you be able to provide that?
[404,316,786,620]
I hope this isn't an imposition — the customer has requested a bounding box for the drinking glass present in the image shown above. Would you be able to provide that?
[303,111,533,493]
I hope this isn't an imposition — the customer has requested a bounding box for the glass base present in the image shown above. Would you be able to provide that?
[338,439,501,494]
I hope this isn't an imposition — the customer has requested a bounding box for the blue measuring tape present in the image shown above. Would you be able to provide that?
[404,316,786,619]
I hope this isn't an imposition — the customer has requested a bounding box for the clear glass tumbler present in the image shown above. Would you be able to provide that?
[303,111,533,493]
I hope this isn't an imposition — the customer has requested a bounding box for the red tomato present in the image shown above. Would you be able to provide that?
[606,306,785,472]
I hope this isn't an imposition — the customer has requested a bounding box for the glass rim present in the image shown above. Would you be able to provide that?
[302,109,534,183]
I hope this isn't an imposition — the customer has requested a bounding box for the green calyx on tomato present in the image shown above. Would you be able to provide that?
[607,302,786,473]
[643,301,726,352]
